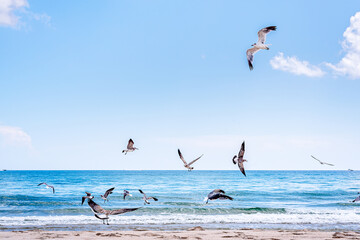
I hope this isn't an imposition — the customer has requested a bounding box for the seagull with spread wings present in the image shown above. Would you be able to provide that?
[37,182,55,194]
[246,26,277,70]
[178,149,203,171]
[139,189,158,205]
[123,190,132,200]
[204,189,233,204]
[122,138,138,155]
[311,155,334,166]
[86,198,139,225]
[232,141,247,177]
[100,187,115,203]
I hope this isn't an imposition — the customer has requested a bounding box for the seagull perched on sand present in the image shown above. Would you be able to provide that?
[87,198,139,225]
[246,26,277,70]
[232,141,247,177]
[178,149,203,171]
[82,192,94,205]
[139,189,158,205]
[311,155,334,166]
[37,182,55,194]
[100,187,115,203]
[204,189,233,204]
[122,138,138,155]
[352,193,360,203]
[123,190,132,200]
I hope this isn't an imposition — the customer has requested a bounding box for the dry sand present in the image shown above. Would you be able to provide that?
[1,228,360,240]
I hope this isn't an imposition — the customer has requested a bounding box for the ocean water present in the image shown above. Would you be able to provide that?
[0,170,360,231]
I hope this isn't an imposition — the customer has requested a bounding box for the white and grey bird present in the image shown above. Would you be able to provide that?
[100,187,115,203]
[351,192,360,203]
[246,26,277,70]
[178,149,203,171]
[139,189,158,205]
[204,189,233,204]
[311,155,334,166]
[37,182,55,194]
[123,190,132,200]
[81,192,94,205]
[86,198,139,225]
[232,141,247,177]
[122,138,138,155]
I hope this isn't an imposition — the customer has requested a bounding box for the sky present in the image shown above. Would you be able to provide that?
[0,0,360,170]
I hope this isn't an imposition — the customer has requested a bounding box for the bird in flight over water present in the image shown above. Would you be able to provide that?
[177,149,203,171]
[204,189,233,204]
[311,155,334,166]
[139,189,158,205]
[100,187,115,203]
[37,182,55,194]
[122,138,138,155]
[246,26,277,70]
[232,141,247,177]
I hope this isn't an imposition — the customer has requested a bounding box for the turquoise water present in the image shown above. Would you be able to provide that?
[0,170,360,231]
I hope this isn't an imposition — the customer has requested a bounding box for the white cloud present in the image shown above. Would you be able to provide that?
[0,0,28,27]
[0,125,32,148]
[270,52,325,77]
[326,12,360,79]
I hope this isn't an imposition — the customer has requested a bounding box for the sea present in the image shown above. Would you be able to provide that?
[0,170,359,231]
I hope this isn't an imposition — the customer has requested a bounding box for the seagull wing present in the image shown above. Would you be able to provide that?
[239,141,245,158]
[108,207,139,215]
[218,194,234,201]
[323,162,335,166]
[104,187,115,198]
[238,161,246,177]
[37,182,45,186]
[148,197,158,201]
[188,154,203,166]
[139,189,147,199]
[311,155,322,164]
[257,26,277,44]
[246,47,260,71]
[50,186,55,194]
[127,139,134,149]
[178,149,188,165]
[85,192,91,196]
[352,196,360,202]
[87,199,106,214]
[232,155,238,165]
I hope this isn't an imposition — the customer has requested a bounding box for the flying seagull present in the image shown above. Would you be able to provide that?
[123,190,132,200]
[311,155,334,166]
[232,141,247,177]
[352,193,360,203]
[122,138,138,155]
[82,192,94,205]
[178,149,203,171]
[139,189,158,205]
[87,198,139,225]
[101,187,115,203]
[246,26,277,70]
[204,189,233,204]
[37,182,55,194]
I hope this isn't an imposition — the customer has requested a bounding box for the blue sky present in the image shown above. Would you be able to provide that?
[0,0,360,170]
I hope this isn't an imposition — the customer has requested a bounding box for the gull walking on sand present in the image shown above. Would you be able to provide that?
[87,198,139,225]
[139,189,158,205]
[122,138,138,155]
[82,192,94,205]
[37,182,55,194]
[101,187,115,203]
[178,149,203,171]
[204,189,233,204]
[232,141,247,177]
[246,26,277,70]
[123,190,132,200]
[311,155,334,166]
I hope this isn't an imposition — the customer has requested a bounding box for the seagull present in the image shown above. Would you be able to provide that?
[178,149,203,171]
[37,182,55,194]
[87,198,139,225]
[232,141,247,177]
[204,189,233,204]
[311,155,334,166]
[82,192,94,205]
[100,187,115,203]
[139,189,158,205]
[352,193,360,203]
[122,138,138,155]
[246,26,277,70]
[123,190,132,200]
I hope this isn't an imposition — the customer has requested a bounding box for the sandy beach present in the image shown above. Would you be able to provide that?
[1,228,360,240]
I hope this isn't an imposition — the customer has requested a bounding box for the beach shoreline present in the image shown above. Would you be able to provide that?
[1,228,360,239]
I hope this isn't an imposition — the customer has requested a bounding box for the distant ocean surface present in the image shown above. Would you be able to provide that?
[0,170,360,231]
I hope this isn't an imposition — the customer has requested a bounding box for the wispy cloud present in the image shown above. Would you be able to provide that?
[270,52,325,77]
[0,125,32,148]
[0,0,50,28]
[326,12,360,79]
